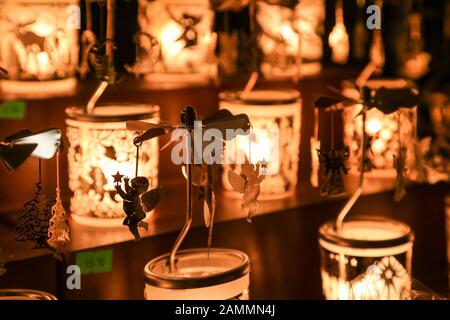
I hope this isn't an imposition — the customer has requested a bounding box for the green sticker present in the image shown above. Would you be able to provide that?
[75,249,113,274]
[0,101,26,119]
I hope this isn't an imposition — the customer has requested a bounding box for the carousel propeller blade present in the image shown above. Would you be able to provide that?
[126,120,175,132]
[203,109,234,123]
[204,114,251,140]
[373,87,419,114]
[0,143,37,173]
[326,85,360,104]
[14,128,61,159]
[314,95,344,109]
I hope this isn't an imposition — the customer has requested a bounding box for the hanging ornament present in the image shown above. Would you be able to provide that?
[114,142,163,242]
[15,159,55,249]
[328,0,349,64]
[228,161,265,222]
[315,108,349,197]
[47,149,70,260]
[402,12,431,79]
[353,0,368,60]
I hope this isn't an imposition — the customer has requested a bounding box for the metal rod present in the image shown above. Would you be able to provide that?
[86,81,108,114]
[169,133,193,273]
[336,105,367,232]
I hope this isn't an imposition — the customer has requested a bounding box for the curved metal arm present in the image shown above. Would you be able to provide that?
[170,162,192,274]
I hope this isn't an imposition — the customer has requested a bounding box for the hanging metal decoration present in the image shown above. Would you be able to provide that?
[312,102,349,197]
[113,140,164,242]
[328,0,349,64]
[47,146,71,260]
[228,161,265,222]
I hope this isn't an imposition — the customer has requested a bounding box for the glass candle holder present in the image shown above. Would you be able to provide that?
[319,216,414,300]
[135,0,216,88]
[0,0,79,96]
[220,90,301,200]
[257,0,324,80]
[144,248,250,300]
[65,104,160,227]
[0,289,56,300]
[342,79,418,178]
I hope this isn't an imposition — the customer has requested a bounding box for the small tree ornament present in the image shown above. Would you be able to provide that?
[12,128,62,249]
[15,160,55,249]
[47,149,71,259]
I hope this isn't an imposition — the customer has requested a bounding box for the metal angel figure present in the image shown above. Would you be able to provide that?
[113,172,163,242]
[228,162,265,222]
[317,147,349,197]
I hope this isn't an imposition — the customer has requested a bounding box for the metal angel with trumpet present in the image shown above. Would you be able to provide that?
[126,105,260,273]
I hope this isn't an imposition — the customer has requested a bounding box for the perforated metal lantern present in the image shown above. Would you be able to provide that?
[0,0,79,95]
[65,104,160,227]
[135,0,216,88]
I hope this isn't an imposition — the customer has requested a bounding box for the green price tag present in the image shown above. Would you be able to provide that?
[75,249,113,274]
[0,101,26,119]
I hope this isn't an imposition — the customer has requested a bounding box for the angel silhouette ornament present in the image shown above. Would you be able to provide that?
[228,162,265,222]
[114,172,163,241]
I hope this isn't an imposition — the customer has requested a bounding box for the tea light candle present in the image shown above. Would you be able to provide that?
[0,0,79,96]
[257,0,324,79]
[220,90,301,200]
[342,79,418,178]
[136,0,216,88]
[144,248,250,300]
[65,104,160,227]
[319,216,414,300]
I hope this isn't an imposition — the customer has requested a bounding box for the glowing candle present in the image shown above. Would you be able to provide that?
[319,216,414,300]
[144,248,250,300]
[0,0,79,96]
[65,104,160,227]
